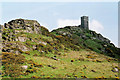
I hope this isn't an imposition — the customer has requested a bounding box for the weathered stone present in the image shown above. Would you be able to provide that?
[91,70,96,72]
[112,68,119,72]
[39,41,47,45]
[15,51,19,55]
[24,27,33,33]
[18,45,29,52]
[18,37,27,42]
[33,45,37,50]
[21,65,28,69]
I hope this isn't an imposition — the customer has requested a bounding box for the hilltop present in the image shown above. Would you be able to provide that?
[1,18,120,79]
[52,26,120,58]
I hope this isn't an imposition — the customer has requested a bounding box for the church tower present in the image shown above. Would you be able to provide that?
[81,16,89,29]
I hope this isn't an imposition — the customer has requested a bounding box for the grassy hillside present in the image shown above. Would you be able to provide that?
[52,26,120,59]
[1,19,120,79]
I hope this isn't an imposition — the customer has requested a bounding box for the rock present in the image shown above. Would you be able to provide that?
[21,65,28,69]
[39,41,47,45]
[48,65,52,67]
[52,67,57,69]
[18,37,27,42]
[112,68,119,72]
[47,65,57,69]
[33,45,37,50]
[96,60,102,62]
[15,51,19,55]
[56,59,60,61]
[91,70,96,72]
[3,19,49,35]
[71,59,74,62]
[18,45,29,52]
[51,57,57,60]
[51,57,60,61]
[63,33,66,35]
[24,27,33,33]
[104,45,107,47]
[15,38,18,41]
[41,51,44,53]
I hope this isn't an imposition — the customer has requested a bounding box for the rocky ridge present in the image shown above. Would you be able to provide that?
[52,26,120,58]
[1,18,120,78]
[2,19,49,54]
[1,18,120,59]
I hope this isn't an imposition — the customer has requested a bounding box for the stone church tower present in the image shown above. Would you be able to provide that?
[81,16,89,29]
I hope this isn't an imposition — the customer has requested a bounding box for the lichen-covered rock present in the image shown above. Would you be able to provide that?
[21,65,28,69]
[2,19,50,54]
[18,36,27,42]
[18,45,29,52]
[3,19,49,35]
[39,41,47,45]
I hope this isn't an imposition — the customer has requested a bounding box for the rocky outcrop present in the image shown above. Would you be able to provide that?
[2,19,49,54]
[51,26,120,58]
[3,19,48,34]
[2,18,120,58]
[52,26,110,44]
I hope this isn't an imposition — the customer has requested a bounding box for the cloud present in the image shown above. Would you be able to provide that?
[89,19,104,33]
[57,19,80,28]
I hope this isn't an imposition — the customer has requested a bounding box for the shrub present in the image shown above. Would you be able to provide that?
[27,59,34,64]
[81,75,87,78]
[96,59,102,62]
[4,63,24,77]
[38,43,45,47]
[71,59,74,62]
[46,76,50,79]
[31,75,39,78]
[84,39,102,53]
[74,75,77,77]
[2,52,26,77]
[33,54,38,56]
[2,52,26,64]
[78,58,85,61]
[26,68,38,73]
[25,51,30,55]
[34,63,43,68]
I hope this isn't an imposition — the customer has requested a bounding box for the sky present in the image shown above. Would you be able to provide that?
[0,1,119,47]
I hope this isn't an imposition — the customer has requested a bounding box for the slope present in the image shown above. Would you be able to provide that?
[1,19,119,79]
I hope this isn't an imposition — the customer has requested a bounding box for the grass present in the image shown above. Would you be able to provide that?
[19,50,119,78]
[2,21,120,79]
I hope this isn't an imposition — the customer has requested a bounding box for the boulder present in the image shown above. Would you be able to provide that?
[18,45,29,52]
[112,68,119,72]
[39,41,47,45]
[18,37,27,42]
[21,65,28,69]
[91,70,96,72]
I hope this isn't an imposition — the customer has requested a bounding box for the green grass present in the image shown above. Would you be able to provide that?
[2,22,120,79]
[18,50,119,78]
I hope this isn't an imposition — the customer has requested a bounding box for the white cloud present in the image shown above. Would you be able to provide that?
[57,19,80,28]
[89,19,104,33]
